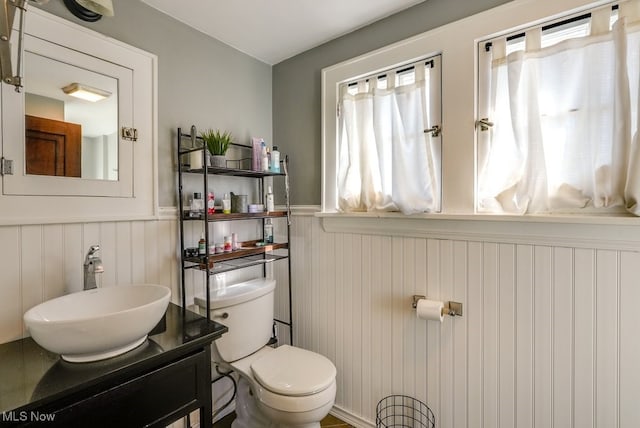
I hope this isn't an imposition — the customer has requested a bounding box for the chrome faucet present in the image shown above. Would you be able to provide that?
[83,245,104,290]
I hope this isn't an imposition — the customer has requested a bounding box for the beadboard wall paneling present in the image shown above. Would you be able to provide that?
[0,219,181,344]
[289,213,640,428]
[3,211,639,428]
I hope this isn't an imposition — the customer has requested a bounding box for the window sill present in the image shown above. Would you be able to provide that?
[315,210,640,251]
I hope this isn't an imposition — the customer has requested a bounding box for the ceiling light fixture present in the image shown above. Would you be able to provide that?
[62,83,112,102]
[63,0,114,22]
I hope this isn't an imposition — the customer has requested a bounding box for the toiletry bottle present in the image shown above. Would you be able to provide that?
[222,193,231,214]
[267,147,271,171]
[207,192,215,215]
[265,186,275,212]
[252,138,263,171]
[192,192,204,217]
[261,142,269,171]
[264,219,274,244]
[271,146,280,172]
[198,234,206,255]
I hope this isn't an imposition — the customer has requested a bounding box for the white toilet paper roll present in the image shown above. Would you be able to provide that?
[416,299,444,322]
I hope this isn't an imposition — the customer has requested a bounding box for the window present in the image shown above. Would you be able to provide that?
[337,56,442,214]
[477,2,640,215]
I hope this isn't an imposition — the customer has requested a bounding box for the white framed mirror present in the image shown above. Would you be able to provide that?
[3,32,133,196]
[0,8,157,224]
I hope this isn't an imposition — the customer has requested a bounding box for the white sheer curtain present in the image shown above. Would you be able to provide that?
[337,59,441,214]
[478,2,640,215]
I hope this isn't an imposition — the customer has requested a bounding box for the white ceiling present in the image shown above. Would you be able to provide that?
[140,0,426,65]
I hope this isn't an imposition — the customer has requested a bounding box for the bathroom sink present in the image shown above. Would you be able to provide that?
[23,284,171,363]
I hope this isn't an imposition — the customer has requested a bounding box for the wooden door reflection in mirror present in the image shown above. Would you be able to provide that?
[25,115,81,177]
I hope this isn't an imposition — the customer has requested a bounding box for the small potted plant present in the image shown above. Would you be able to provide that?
[201,129,233,168]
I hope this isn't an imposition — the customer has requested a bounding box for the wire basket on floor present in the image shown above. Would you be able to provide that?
[376,395,435,428]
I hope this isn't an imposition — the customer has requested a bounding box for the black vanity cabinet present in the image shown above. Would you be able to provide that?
[0,304,227,427]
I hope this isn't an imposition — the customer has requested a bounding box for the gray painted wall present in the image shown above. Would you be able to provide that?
[34,0,272,207]
[272,0,513,205]
[33,0,511,207]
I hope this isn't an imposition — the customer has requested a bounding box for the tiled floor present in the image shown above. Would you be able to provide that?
[213,412,354,427]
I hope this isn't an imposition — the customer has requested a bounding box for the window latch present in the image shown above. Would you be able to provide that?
[424,125,441,137]
[475,118,494,131]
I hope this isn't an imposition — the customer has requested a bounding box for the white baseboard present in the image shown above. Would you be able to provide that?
[330,405,375,428]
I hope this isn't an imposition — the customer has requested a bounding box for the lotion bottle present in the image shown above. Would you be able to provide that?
[264,219,274,244]
[265,186,275,212]
[222,193,231,214]
[261,142,269,171]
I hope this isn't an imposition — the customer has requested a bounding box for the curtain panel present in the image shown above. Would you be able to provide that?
[337,59,441,215]
[478,1,640,215]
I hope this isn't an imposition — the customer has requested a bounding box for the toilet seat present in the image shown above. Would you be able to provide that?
[229,345,337,414]
[251,345,336,396]
[254,377,337,413]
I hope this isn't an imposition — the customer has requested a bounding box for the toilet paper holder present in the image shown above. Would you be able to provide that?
[412,295,463,317]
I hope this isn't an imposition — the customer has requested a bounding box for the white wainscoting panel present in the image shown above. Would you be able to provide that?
[3,211,640,428]
[289,212,640,428]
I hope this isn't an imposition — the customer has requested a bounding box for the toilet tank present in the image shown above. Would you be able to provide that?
[195,278,275,362]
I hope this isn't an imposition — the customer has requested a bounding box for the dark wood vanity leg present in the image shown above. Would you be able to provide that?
[200,346,213,427]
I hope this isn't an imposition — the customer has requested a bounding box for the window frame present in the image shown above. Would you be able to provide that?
[336,55,443,214]
[322,43,446,213]
[321,0,637,226]
[475,2,633,215]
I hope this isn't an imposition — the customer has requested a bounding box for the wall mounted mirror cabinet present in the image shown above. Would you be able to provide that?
[0,8,157,224]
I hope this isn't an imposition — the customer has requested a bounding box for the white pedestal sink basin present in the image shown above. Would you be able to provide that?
[24,284,171,363]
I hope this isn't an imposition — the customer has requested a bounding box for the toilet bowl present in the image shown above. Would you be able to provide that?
[222,345,336,428]
[196,278,337,428]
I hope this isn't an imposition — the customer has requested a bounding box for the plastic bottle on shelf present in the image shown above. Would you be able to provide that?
[198,234,206,255]
[271,146,280,172]
[264,219,274,244]
[207,192,215,215]
[222,193,231,214]
[265,186,275,212]
[261,142,269,172]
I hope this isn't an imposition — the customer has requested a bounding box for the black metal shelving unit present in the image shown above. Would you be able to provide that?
[177,127,293,345]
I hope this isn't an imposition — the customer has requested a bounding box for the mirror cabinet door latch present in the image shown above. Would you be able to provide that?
[121,127,138,142]
[1,157,13,176]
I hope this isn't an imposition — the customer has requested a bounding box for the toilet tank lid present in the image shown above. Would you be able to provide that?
[194,278,275,310]
[251,345,337,396]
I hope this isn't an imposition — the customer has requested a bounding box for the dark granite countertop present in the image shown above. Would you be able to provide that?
[0,303,227,414]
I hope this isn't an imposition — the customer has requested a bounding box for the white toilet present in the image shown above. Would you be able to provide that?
[196,278,337,428]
